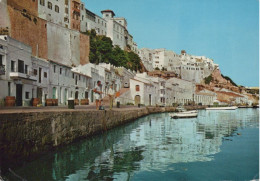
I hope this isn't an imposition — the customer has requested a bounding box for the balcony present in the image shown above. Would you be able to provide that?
[0,65,5,75]
[9,71,37,81]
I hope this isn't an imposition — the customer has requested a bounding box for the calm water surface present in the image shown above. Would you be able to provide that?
[3,108,259,181]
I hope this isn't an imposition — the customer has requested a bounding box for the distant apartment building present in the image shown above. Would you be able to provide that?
[38,0,70,28]
[101,10,128,50]
[138,48,153,71]
[80,3,107,35]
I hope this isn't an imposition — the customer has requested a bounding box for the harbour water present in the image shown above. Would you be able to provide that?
[3,108,259,181]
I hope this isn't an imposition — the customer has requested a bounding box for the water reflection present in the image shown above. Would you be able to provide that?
[4,109,259,181]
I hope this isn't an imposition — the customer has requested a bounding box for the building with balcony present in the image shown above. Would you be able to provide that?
[0,36,38,106]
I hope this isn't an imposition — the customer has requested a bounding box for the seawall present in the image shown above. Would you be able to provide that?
[0,107,176,166]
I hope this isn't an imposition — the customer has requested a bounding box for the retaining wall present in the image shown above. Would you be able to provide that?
[0,107,175,165]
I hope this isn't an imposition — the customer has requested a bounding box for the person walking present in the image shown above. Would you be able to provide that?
[108,84,115,110]
[93,80,102,110]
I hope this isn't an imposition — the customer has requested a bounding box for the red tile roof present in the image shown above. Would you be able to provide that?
[101,10,115,16]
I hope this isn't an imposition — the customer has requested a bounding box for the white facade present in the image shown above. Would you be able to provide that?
[194,89,217,106]
[38,0,70,28]
[166,78,196,105]
[80,4,107,35]
[31,56,50,106]
[116,67,136,88]
[0,36,37,106]
[138,48,154,71]
[101,10,127,50]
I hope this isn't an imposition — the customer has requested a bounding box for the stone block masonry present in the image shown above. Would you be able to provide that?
[0,107,175,166]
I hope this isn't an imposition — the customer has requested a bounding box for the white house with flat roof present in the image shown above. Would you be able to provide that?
[0,35,37,106]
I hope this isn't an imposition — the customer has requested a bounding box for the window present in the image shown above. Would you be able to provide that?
[25,65,28,74]
[18,60,24,73]
[64,17,68,22]
[72,73,74,78]
[65,0,68,5]
[34,69,37,75]
[48,2,52,9]
[82,15,84,20]
[11,60,15,72]
[0,55,2,65]
[40,0,45,6]
[25,92,30,99]
[60,68,62,74]
[79,75,81,80]
[53,65,56,73]
[44,72,47,78]
[8,82,11,96]
[65,7,68,14]
[136,85,140,92]
[55,5,59,13]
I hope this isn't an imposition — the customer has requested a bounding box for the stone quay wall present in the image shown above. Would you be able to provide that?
[0,107,175,164]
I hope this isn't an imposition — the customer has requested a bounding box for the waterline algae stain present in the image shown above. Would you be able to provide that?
[3,108,259,180]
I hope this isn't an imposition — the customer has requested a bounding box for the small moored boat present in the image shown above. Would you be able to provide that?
[170,111,198,119]
[170,107,198,119]
[206,106,238,110]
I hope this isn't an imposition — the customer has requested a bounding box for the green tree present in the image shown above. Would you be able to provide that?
[204,75,213,84]
[85,29,143,72]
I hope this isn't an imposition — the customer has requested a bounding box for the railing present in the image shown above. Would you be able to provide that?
[0,65,5,75]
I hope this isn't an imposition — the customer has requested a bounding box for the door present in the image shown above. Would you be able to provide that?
[135,95,140,105]
[75,91,78,99]
[85,91,88,99]
[52,87,56,99]
[39,67,42,83]
[16,84,23,106]
[91,90,93,102]
[37,88,43,104]
[64,89,67,105]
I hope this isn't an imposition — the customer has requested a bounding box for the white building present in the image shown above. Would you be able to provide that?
[31,56,50,106]
[138,48,154,71]
[80,4,107,36]
[166,77,196,105]
[38,0,70,28]
[116,66,136,88]
[194,88,217,106]
[101,10,127,50]
[48,60,91,105]
[0,35,37,106]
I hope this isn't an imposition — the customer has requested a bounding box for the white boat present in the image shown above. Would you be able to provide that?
[170,112,198,119]
[206,106,238,110]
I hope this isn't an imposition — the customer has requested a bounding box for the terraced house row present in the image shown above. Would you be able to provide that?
[0,0,138,107]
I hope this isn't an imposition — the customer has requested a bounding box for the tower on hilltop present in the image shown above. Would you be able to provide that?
[101,10,115,19]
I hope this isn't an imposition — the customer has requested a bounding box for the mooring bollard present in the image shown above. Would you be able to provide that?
[68,98,75,109]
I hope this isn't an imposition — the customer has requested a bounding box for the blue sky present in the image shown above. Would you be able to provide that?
[83,0,259,87]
